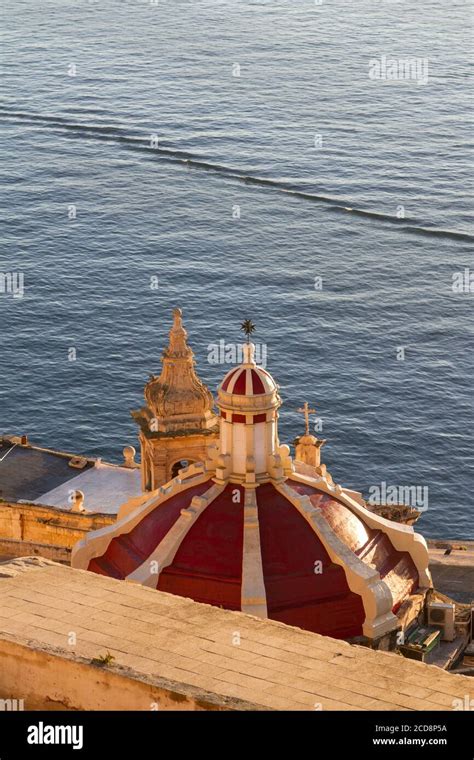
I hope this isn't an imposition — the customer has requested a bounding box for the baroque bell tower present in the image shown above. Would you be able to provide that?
[132,308,219,490]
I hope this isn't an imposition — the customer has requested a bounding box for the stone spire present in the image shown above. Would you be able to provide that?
[144,308,216,434]
[164,307,192,357]
[131,309,219,490]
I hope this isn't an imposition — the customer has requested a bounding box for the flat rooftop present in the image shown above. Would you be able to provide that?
[0,438,141,513]
[0,558,472,711]
[0,440,94,501]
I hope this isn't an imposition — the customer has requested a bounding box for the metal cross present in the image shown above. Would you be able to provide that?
[297,401,316,436]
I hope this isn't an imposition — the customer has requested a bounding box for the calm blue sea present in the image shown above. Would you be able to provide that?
[0,0,473,538]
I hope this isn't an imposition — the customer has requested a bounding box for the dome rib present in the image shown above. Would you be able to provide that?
[127,481,226,588]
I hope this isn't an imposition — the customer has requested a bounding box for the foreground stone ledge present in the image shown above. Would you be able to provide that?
[0,559,472,712]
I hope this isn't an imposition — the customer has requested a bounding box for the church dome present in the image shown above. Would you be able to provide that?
[217,342,280,429]
[219,344,277,398]
[73,328,432,642]
[72,468,427,640]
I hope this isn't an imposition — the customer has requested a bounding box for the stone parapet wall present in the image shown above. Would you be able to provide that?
[0,502,115,561]
[0,638,234,711]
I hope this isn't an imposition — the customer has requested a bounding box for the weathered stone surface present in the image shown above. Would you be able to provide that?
[0,501,115,562]
[0,556,57,577]
[0,559,471,711]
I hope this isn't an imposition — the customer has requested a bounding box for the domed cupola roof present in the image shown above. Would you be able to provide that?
[220,346,276,397]
[217,342,280,420]
[73,318,432,644]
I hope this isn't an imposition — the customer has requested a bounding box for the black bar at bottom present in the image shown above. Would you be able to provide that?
[0,710,472,757]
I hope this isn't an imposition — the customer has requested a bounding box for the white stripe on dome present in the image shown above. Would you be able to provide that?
[245,368,252,395]
[241,488,268,618]
[227,369,241,394]
[222,366,276,396]
[262,373,274,393]
[125,481,226,588]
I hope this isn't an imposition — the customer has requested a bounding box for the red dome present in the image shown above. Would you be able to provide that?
[82,474,418,640]
[220,364,276,396]
[73,331,430,643]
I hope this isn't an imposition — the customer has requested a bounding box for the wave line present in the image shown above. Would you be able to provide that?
[1,109,472,243]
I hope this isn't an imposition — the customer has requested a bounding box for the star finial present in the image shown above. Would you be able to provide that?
[240,318,256,344]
